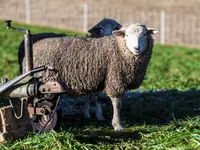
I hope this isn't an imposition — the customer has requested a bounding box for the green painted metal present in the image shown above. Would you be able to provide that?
[0,98,21,107]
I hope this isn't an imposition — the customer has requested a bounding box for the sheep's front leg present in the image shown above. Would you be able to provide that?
[110,96,123,131]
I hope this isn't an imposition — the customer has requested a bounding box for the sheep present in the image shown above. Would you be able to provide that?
[18,18,122,121]
[88,18,122,37]
[20,22,158,130]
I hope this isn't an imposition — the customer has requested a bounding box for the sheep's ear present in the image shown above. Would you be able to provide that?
[88,26,102,33]
[112,30,125,37]
[88,27,97,33]
[147,28,158,35]
[114,24,122,30]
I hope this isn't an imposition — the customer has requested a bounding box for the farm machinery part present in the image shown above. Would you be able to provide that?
[0,21,68,142]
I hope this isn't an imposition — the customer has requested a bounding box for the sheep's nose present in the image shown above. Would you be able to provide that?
[134,46,140,50]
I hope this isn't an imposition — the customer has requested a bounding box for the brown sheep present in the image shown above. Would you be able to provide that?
[18,18,122,121]
[21,22,158,130]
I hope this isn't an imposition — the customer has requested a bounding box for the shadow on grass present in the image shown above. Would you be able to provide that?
[122,88,200,126]
[74,130,141,144]
[60,88,200,143]
[61,113,142,143]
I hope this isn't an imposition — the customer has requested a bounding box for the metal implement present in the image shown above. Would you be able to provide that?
[27,106,48,115]
[0,66,47,97]
[0,100,33,142]
[5,20,33,73]
[39,81,69,94]
[0,20,69,142]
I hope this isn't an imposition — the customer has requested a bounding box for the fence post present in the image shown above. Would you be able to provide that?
[83,2,88,32]
[160,11,165,45]
[25,0,30,24]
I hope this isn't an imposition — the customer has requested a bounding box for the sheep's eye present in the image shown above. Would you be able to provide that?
[114,26,120,30]
[135,29,139,32]
[98,26,103,30]
[125,35,129,37]
[143,33,146,36]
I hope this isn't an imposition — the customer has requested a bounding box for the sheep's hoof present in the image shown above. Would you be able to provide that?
[112,121,124,131]
[97,116,105,121]
[114,126,124,131]
[84,114,91,119]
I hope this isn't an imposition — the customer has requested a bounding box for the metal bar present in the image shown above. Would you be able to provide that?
[10,27,26,34]
[0,66,47,96]
[24,30,33,73]
[27,107,46,115]
[2,83,29,98]
[5,20,27,34]
[39,81,69,94]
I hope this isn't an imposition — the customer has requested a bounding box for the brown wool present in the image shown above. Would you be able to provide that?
[20,35,153,97]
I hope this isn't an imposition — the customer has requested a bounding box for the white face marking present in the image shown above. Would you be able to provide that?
[113,22,158,55]
[124,24,148,55]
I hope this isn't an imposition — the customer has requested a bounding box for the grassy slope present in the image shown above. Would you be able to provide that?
[0,20,199,149]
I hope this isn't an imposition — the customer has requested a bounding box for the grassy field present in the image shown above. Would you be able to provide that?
[0,20,200,149]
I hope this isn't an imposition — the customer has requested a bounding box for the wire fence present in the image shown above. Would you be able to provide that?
[0,0,200,48]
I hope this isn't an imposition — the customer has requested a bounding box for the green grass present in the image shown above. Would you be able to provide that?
[0,20,200,149]
[141,44,200,90]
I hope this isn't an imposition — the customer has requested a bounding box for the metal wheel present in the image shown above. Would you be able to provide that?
[32,100,62,133]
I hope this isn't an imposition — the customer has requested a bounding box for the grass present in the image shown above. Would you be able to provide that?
[0,20,200,149]
[142,44,200,90]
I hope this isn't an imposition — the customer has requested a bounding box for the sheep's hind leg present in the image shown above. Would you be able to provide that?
[83,95,91,119]
[110,96,123,131]
[94,94,105,121]
[84,93,105,120]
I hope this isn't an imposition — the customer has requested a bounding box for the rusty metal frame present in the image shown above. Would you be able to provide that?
[39,81,69,94]
[27,107,47,115]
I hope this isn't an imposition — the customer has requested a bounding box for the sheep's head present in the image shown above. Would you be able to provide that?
[113,22,158,55]
[88,18,122,37]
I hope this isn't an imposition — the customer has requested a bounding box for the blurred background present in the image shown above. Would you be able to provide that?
[0,1,200,149]
[0,0,200,47]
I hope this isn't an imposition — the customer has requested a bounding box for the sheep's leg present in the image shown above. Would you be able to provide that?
[110,96,123,131]
[83,95,91,119]
[94,95,105,121]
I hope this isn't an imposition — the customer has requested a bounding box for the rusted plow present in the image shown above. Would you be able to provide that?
[0,21,67,142]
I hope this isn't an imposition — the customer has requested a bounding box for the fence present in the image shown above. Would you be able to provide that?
[0,0,200,48]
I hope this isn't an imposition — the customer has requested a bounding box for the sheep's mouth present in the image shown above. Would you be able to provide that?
[132,49,142,55]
